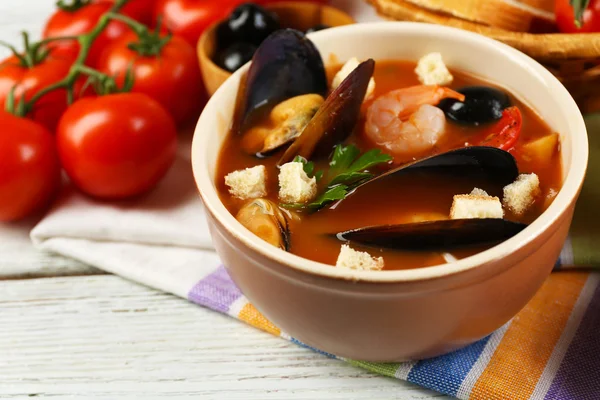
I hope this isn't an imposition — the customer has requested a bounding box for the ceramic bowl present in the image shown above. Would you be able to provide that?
[192,22,588,361]
[197,1,355,97]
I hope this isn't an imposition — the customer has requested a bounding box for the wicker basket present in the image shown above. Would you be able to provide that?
[367,0,600,112]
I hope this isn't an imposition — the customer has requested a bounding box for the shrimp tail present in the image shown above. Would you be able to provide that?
[438,87,465,103]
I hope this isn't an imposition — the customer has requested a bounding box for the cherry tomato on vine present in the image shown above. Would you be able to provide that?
[556,0,600,33]
[57,93,178,199]
[105,0,156,26]
[0,48,76,132]
[43,2,130,66]
[153,0,244,46]
[97,31,205,126]
[0,112,61,222]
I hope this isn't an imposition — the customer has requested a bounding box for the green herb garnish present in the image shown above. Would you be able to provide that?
[293,155,323,182]
[284,145,392,211]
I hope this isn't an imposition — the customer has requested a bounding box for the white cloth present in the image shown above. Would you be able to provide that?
[31,3,382,298]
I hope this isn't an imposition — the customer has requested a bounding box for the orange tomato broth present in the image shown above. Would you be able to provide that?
[215,60,562,270]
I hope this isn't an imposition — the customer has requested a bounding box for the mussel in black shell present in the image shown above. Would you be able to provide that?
[279,59,376,164]
[335,219,527,251]
[233,29,328,133]
[236,198,292,251]
[241,94,325,156]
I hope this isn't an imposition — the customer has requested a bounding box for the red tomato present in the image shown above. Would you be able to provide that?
[153,0,242,46]
[105,0,156,25]
[43,2,131,66]
[57,93,177,199]
[0,50,75,132]
[0,112,61,222]
[477,107,522,150]
[556,0,600,33]
[97,32,205,126]
[255,0,328,3]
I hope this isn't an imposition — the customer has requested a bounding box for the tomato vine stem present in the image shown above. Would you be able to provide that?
[571,0,591,27]
[107,12,172,57]
[0,32,79,69]
[21,0,129,115]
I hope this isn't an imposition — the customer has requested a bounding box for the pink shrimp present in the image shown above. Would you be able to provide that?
[364,85,465,161]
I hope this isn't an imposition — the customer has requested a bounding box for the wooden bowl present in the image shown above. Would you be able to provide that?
[197,2,355,97]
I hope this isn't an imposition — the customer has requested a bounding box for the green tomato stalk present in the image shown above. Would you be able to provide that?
[0,32,78,68]
[108,13,173,57]
[10,0,131,116]
[571,0,591,28]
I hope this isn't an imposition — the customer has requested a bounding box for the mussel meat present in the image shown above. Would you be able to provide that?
[241,94,325,156]
[335,218,527,251]
[236,198,291,251]
[233,29,328,133]
[330,146,518,209]
[438,86,511,126]
[279,59,376,165]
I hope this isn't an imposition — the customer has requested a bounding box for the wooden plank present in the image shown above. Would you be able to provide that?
[0,221,101,278]
[0,275,448,399]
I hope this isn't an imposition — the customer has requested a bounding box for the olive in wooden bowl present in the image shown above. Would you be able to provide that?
[197,1,355,97]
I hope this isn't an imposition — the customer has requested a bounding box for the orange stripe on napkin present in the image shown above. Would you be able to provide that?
[471,272,589,400]
[238,303,281,336]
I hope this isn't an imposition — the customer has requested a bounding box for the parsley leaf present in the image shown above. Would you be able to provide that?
[329,145,360,175]
[329,148,393,186]
[293,155,322,181]
[307,185,348,210]
[283,145,392,211]
[310,144,391,210]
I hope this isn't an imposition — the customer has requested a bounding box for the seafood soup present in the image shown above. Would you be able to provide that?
[216,29,562,271]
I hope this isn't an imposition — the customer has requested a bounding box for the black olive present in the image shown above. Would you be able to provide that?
[215,21,235,49]
[306,24,331,34]
[215,42,257,73]
[438,86,511,126]
[220,3,280,47]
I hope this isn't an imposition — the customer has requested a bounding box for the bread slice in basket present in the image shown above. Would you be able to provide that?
[389,0,554,31]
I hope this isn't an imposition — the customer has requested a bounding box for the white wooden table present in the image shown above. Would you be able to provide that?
[0,2,448,399]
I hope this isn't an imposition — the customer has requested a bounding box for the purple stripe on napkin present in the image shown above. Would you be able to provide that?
[187,266,242,313]
[544,284,600,400]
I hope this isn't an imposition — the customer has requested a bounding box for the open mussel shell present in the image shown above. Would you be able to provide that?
[236,198,291,251]
[279,59,376,165]
[233,29,327,133]
[335,219,527,251]
[330,146,518,209]
[242,94,325,157]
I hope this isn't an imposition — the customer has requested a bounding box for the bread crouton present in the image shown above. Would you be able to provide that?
[503,173,541,215]
[450,194,503,219]
[332,57,375,99]
[278,162,317,204]
[225,165,267,200]
[415,52,453,86]
[470,187,489,196]
[335,244,384,271]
